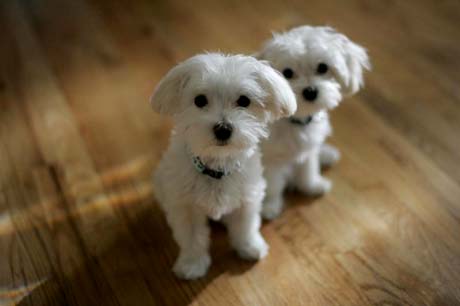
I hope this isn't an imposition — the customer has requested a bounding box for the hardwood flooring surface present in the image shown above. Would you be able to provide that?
[1,0,460,305]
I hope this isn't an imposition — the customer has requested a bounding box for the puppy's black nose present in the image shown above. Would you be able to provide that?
[302,87,318,102]
[213,122,233,141]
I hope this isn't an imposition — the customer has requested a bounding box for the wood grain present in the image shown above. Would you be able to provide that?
[1,0,459,305]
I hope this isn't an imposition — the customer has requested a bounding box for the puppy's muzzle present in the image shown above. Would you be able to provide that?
[302,87,318,102]
[213,122,233,142]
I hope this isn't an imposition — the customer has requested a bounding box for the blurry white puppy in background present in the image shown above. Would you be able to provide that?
[258,25,370,219]
[151,53,296,279]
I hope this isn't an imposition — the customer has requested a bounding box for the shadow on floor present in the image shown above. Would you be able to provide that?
[17,197,260,306]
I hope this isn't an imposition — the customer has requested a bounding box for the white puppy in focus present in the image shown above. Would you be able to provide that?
[258,26,370,220]
[151,53,296,279]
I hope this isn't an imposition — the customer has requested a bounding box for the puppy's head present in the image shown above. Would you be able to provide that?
[258,26,370,117]
[150,53,296,159]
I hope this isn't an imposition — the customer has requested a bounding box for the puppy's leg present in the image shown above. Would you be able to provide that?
[320,143,341,168]
[223,203,268,260]
[262,165,287,220]
[166,205,211,280]
[296,148,332,196]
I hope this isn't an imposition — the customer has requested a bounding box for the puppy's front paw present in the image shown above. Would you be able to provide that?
[262,197,283,220]
[173,254,211,280]
[320,144,341,167]
[235,234,269,261]
[299,177,332,196]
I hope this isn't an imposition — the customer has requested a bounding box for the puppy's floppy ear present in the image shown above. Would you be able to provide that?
[256,61,297,122]
[252,51,263,60]
[339,39,371,96]
[150,60,193,115]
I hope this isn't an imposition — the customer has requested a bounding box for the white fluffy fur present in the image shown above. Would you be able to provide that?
[151,53,296,279]
[258,25,370,220]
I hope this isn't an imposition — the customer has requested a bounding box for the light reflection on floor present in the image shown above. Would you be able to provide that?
[0,279,47,306]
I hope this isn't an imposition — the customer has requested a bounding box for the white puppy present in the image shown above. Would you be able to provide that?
[151,53,296,279]
[258,26,370,220]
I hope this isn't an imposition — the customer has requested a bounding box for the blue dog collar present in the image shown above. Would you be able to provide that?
[289,115,313,126]
[192,156,229,179]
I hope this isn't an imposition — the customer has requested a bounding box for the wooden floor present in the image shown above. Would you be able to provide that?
[1,0,460,305]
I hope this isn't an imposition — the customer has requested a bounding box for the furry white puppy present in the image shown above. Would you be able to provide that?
[151,53,296,279]
[258,26,370,219]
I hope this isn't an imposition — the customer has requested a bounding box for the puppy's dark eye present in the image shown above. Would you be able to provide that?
[194,95,208,108]
[317,63,328,74]
[236,95,251,107]
[282,68,294,79]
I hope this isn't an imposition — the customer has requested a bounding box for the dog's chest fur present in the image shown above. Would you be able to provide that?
[262,112,331,164]
[154,140,265,220]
